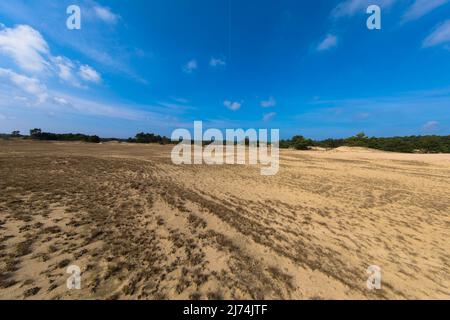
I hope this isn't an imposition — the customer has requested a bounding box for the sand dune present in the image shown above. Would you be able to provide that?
[0,140,449,300]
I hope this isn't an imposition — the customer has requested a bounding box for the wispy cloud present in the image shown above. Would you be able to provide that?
[331,0,396,18]
[355,112,371,120]
[317,34,338,52]
[260,96,276,108]
[171,97,189,104]
[324,1,397,58]
[0,80,186,124]
[182,59,198,74]
[402,0,449,23]
[49,92,148,120]
[209,57,226,68]
[94,5,120,24]
[422,120,439,131]
[296,87,450,137]
[0,68,48,104]
[156,101,196,114]
[52,56,76,82]
[423,20,450,48]
[53,96,70,106]
[263,112,277,122]
[79,65,101,83]
[224,100,242,111]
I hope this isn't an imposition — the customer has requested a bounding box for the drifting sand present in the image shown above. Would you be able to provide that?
[0,140,449,300]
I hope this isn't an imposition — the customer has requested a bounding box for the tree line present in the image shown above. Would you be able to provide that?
[27,128,102,143]
[0,129,102,143]
[280,132,450,153]
[2,129,450,153]
[2,129,174,145]
[127,132,172,144]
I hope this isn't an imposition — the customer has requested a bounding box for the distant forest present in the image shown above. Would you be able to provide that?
[1,129,450,153]
[1,129,103,143]
[0,129,173,145]
[280,132,450,153]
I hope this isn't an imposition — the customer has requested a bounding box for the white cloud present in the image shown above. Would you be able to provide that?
[317,34,338,51]
[14,96,28,102]
[422,121,439,131]
[423,20,450,48]
[51,56,78,84]
[0,24,49,73]
[326,1,396,57]
[0,68,48,104]
[210,57,226,67]
[402,0,449,23]
[55,59,74,81]
[50,91,184,123]
[0,23,175,126]
[355,112,370,120]
[332,0,396,18]
[0,81,178,123]
[0,3,140,83]
[183,60,198,74]
[261,96,276,108]
[224,100,242,111]
[79,65,101,83]
[52,57,101,87]
[53,97,70,106]
[94,6,120,24]
[0,24,101,86]
[263,112,277,122]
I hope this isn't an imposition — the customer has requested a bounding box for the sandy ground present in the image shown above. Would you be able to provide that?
[0,140,449,300]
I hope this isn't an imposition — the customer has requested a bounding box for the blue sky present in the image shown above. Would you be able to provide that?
[0,0,449,139]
